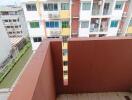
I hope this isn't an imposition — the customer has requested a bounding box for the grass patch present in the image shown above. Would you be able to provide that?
[0,42,32,88]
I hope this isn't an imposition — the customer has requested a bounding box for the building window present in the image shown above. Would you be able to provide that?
[13,19,17,22]
[61,3,69,10]
[26,4,37,11]
[110,20,118,27]
[33,37,42,42]
[62,21,69,28]
[8,32,12,34]
[129,19,132,26]
[15,26,19,28]
[1,11,9,15]
[30,22,39,28]
[4,20,8,22]
[9,20,12,22]
[81,21,89,28]
[11,26,14,28]
[63,49,68,56]
[82,2,91,10]
[99,34,106,37]
[7,26,10,28]
[115,1,124,10]
[17,31,20,33]
[63,61,68,66]
[43,3,58,11]
[89,34,98,37]
[62,36,69,42]
[46,21,59,28]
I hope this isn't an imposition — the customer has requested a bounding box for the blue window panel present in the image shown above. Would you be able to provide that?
[55,22,59,27]
[115,1,124,10]
[50,22,54,28]
[111,21,118,27]
[46,22,49,28]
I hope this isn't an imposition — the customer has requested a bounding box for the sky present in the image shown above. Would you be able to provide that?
[0,0,24,6]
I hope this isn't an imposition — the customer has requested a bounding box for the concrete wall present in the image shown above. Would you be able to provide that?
[66,37,132,93]
[0,19,11,65]
[8,40,56,100]
[9,37,132,99]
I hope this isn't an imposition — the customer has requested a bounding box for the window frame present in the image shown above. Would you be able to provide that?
[129,19,132,26]
[82,2,91,10]
[80,21,89,28]
[43,3,58,11]
[115,1,124,10]
[46,21,59,28]
[61,3,69,10]
[26,4,37,11]
[33,37,42,42]
[110,20,119,27]
[30,21,40,28]
[62,21,69,28]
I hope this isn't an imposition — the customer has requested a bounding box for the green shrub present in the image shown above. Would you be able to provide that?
[0,42,31,83]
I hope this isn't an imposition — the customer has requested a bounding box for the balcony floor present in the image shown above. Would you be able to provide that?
[57,92,132,100]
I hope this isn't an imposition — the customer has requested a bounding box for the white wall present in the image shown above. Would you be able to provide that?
[0,19,12,64]
[22,2,45,50]
[80,0,92,20]
[19,10,29,38]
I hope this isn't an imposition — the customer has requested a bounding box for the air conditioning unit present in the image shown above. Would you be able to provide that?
[48,14,59,19]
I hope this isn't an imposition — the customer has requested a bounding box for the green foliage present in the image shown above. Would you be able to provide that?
[0,42,31,83]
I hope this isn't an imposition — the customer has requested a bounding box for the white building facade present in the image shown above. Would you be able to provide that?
[0,6,29,38]
[0,18,12,65]
[21,0,129,50]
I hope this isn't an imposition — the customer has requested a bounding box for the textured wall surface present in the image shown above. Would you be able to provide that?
[9,37,132,99]
[9,40,56,100]
[67,37,132,93]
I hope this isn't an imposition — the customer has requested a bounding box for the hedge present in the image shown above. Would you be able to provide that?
[0,42,31,83]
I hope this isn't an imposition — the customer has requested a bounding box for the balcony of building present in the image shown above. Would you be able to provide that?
[122,1,129,18]
[59,10,70,19]
[46,29,61,38]
[92,0,103,15]
[100,18,109,32]
[9,37,132,100]
[90,18,100,32]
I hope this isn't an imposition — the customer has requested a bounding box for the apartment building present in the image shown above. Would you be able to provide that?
[0,6,28,38]
[0,19,12,66]
[22,0,129,50]
[118,0,132,35]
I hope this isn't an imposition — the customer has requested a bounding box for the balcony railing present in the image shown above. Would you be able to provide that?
[9,37,132,100]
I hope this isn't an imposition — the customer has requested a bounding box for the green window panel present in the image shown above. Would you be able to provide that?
[62,21,69,28]
[30,22,39,28]
[115,1,124,10]
[111,20,118,27]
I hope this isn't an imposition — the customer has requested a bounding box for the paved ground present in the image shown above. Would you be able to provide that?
[57,92,132,100]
